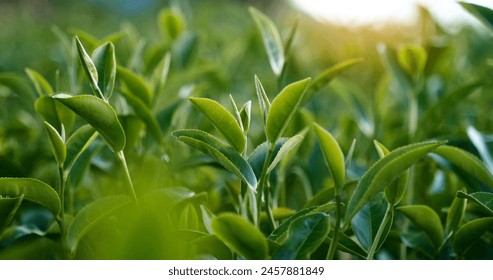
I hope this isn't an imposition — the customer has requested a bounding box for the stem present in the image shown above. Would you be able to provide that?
[326,188,341,260]
[57,165,70,259]
[256,145,275,228]
[265,183,276,229]
[367,203,393,260]
[408,93,418,142]
[117,151,138,204]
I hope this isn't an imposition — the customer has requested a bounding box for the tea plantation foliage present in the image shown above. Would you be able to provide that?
[1,0,493,259]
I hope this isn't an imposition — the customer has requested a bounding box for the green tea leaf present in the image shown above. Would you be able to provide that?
[67,195,131,253]
[260,207,296,222]
[374,140,408,206]
[240,101,252,133]
[249,7,284,76]
[173,129,257,191]
[314,123,345,188]
[326,230,368,259]
[397,45,427,76]
[179,204,199,231]
[445,192,467,237]
[35,95,75,133]
[0,178,60,215]
[345,141,445,222]
[254,75,271,123]
[119,89,162,143]
[43,121,66,166]
[352,195,393,251]
[453,217,493,256]
[25,68,53,97]
[457,191,493,215]
[200,205,215,234]
[467,126,493,172]
[64,125,98,172]
[117,66,153,107]
[248,139,285,179]
[0,73,35,101]
[75,36,103,99]
[53,94,126,152]
[267,134,304,173]
[92,42,116,98]
[397,205,443,250]
[192,234,233,260]
[190,97,246,153]
[211,213,268,260]
[272,213,329,260]
[433,145,493,190]
[460,2,493,31]
[305,58,363,103]
[266,78,310,144]
[0,195,24,235]
[158,8,185,42]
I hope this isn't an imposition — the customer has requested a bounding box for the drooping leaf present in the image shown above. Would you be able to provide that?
[305,58,363,103]
[117,66,153,107]
[25,68,53,97]
[254,75,271,123]
[0,73,35,102]
[158,8,186,42]
[397,205,443,250]
[457,191,493,216]
[211,213,268,260]
[0,178,60,215]
[266,78,311,144]
[345,141,445,222]
[433,145,493,190]
[272,213,329,260]
[267,134,304,173]
[64,125,98,172]
[249,7,285,76]
[67,195,131,253]
[460,2,493,31]
[52,94,126,152]
[0,195,24,235]
[173,129,257,191]
[314,123,345,188]
[92,42,116,98]
[43,121,66,166]
[75,36,103,99]
[453,217,493,256]
[374,140,408,206]
[445,192,467,238]
[352,195,393,251]
[190,97,246,153]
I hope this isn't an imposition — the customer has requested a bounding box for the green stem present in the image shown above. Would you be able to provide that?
[256,145,275,228]
[57,165,69,259]
[117,151,138,204]
[326,188,341,260]
[367,203,393,260]
[265,183,276,229]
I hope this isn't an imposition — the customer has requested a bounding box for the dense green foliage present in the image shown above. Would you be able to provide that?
[1,0,493,259]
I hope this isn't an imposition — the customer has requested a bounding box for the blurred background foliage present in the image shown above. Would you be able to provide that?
[2,0,493,259]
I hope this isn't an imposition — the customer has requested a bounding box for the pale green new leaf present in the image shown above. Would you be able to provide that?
[190,97,246,153]
[266,78,311,144]
[172,129,256,191]
[314,123,345,188]
[267,134,304,173]
[254,75,270,123]
[67,195,131,253]
[445,192,467,237]
[453,217,493,256]
[345,141,445,222]
[53,94,126,152]
[211,213,268,260]
[35,95,75,134]
[75,37,103,99]
[117,66,153,107]
[272,213,329,260]
[25,68,53,97]
[457,191,493,215]
[397,205,443,250]
[397,45,427,76]
[240,101,252,133]
[64,125,98,172]
[0,178,60,215]
[433,145,493,190]
[92,42,116,98]
[44,121,66,166]
[158,9,185,42]
[249,7,285,76]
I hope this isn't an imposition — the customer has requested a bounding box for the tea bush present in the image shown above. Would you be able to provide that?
[1,0,493,259]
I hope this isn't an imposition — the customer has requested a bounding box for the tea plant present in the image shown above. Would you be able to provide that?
[1,1,493,259]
